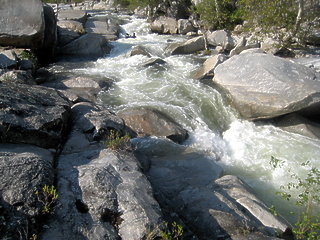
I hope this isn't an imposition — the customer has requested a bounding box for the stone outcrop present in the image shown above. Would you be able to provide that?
[177,19,197,35]
[0,0,45,48]
[165,36,205,55]
[0,83,71,148]
[214,52,320,120]
[117,107,188,143]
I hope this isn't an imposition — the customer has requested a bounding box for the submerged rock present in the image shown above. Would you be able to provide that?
[214,52,320,120]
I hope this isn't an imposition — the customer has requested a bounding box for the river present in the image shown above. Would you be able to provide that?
[49,11,320,224]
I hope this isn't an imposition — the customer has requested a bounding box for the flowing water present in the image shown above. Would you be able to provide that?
[49,11,320,224]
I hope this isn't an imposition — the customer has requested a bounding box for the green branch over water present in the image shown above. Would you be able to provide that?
[270,157,320,239]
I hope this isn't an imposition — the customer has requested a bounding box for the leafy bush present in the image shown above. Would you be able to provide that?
[270,157,320,239]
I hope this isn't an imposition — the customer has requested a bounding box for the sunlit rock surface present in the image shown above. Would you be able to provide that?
[214,52,320,120]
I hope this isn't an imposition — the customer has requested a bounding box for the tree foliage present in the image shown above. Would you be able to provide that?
[194,0,241,30]
[238,0,320,44]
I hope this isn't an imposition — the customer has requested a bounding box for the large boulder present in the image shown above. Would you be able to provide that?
[0,83,71,148]
[117,107,188,143]
[214,52,320,120]
[165,36,205,55]
[0,0,45,48]
[0,144,55,239]
[150,16,178,34]
[177,19,197,35]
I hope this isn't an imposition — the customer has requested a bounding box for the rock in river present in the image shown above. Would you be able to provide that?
[214,52,320,120]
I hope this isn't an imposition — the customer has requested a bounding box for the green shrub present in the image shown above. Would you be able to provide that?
[270,157,320,239]
[35,185,58,214]
[104,130,131,151]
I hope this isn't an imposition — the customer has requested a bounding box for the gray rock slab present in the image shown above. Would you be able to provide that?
[214,52,320,120]
[0,83,71,148]
[0,0,45,48]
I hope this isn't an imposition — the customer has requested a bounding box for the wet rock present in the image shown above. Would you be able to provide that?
[214,52,320,120]
[0,83,71,149]
[129,46,151,57]
[58,9,88,24]
[0,0,45,48]
[0,143,54,240]
[206,30,236,51]
[0,50,18,69]
[165,36,205,55]
[141,58,166,67]
[194,54,227,80]
[273,113,320,140]
[150,16,178,35]
[117,107,188,143]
